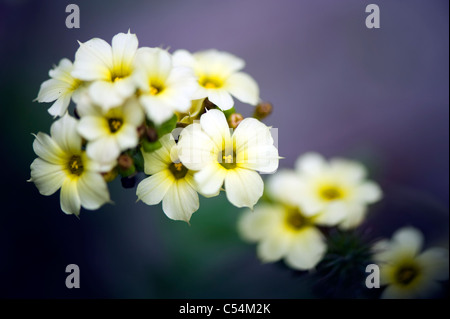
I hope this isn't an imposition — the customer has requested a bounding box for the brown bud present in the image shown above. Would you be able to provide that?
[253,102,273,120]
[228,113,244,129]
[145,126,158,142]
[137,124,146,138]
[118,154,134,171]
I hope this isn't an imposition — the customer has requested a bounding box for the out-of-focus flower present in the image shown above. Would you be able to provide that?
[29,114,111,216]
[271,153,382,229]
[177,109,279,209]
[373,227,449,299]
[36,58,82,117]
[173,49,260,111]
[71,31,140,110]
[136,134,200,222]
[238,204,326,270]
[133,48,198,125]
[76,95,144,165]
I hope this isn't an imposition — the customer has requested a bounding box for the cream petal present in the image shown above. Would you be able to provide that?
[172,49,196,69]
[139,95,175,125]
[47,94,72,117]
[77,172,110,210]
[225,72,259,105]
[337,204,366,230]
[417,248,449,281]
[111,31,138,75]
[162,179,199,222]
[136,171,173,205]
[285,227,327,270]
[77,116,109,141]
[86,136,121,164]
[122,98,144,126]
[141,135,174,175]
[134,47,172,83]
[50,114,82,155]
[194,49,245,76]
[194,162,226,197]
[32,132,66,164]
[314,201,348,227]
[295,152,327,175]
[233,118,274,150]
[392,227,424,256]
[224,168,264,209]
[72,38,113,81]
[177,123,216,171]
[206,89,234,111]
[30,158,66,196]
[48,58,74,80]
[257,231,292,263]
[36,78,72,103]
[266,170,302,207]
[89,81,126,110]
[200,109,231,149]
[238,205,283,242]
[236,144,279,174]
[356,181,383,204]
[115,124,139,151]
[60,178,81,216]
[330,158,368,183]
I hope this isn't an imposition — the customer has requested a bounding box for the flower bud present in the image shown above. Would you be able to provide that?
[253,102,273,120]
[118,154,136,177]
[228,113,244,129]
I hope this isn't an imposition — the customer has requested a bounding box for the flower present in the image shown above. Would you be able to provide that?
[173,49,260,111]
[36,58,82,117]
[76,95,144,165]
[177,109,279,209]
[373,227,449,299]
[71,31,140,110]
[238,204,326,270]
[29,114,111,216]
[133,48,198,125]
[272,153,382,229]
[136,134,200,222]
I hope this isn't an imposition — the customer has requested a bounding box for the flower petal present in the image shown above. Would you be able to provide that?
[200,109,231,150]
[162,179,199,222]
[224,168,264,209]
[72,38,113,81]
[194,162,226,197]
[115,124,139,151]
[172,49,196,69]
[111,31,138,75]
[77,172,110,210]
[32,132,66,165]
[86,136,120,164]
[356,181,383,204]
[140,95,175,125]
[417,248,449,281]
[77,116,109,141]
[30,158,66,196]
[238,205,282,242]
[136,170,173,205]
[134,47,172,84]
[50,114,82,155]
[285,227,326,270]
[295,152,327,175]
[392,227,424,256]
[266,170,302,207]
[88,81,126,110]
[225,72,259,105]
[60,178,81,216]
[47,93,72,117]
[257,231,291,263]
[206,89,234,111]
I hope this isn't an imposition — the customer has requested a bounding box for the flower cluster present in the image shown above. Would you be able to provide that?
[29,31,279,220]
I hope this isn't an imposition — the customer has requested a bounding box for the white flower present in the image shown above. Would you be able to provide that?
[71,31,140,110]
[136,134,200,222]
[29,114,111,216]
[177,109,279,209]
[36,58,82,117]
[278,153,382,229]
[133,47,198,125]
[173,49,260,111]
[373,227,449,299]
[76,95,144,165]
[238,204,326,270]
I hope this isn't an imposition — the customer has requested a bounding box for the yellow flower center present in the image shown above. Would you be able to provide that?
[108,118,123,133]
[319,185,344,201]
[283,207,311,232]
[219,150,237,170]
[200,77,223,89]
[395,265,420,286]
[68,155,84,176]
[169,162,188,179]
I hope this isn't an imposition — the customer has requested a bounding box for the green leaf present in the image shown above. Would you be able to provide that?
[142,139,162,153]
[156,114,178,137]
[223,107,236,119]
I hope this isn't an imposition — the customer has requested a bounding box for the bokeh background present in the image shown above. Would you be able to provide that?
[0,0,448,298]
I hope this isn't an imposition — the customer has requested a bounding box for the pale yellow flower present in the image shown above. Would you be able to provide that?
[173,49,259,110]
[29,114,111,216]
[373,227,449,299]
[136,134,200,222]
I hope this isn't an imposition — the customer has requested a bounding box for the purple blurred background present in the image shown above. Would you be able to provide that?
[0,0,448,298]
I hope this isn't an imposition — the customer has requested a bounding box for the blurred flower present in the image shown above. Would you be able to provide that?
[36,58,82,117]
[133,48,198,125]
[373,227,449,299]
[136,134,200,222]
[238,204,326,270]
[178,109,279,209]
[29,114,111,216]
[71,31,140,110]
[271,153,382,229]
[173,49,260,111]
[76,95,144,165]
